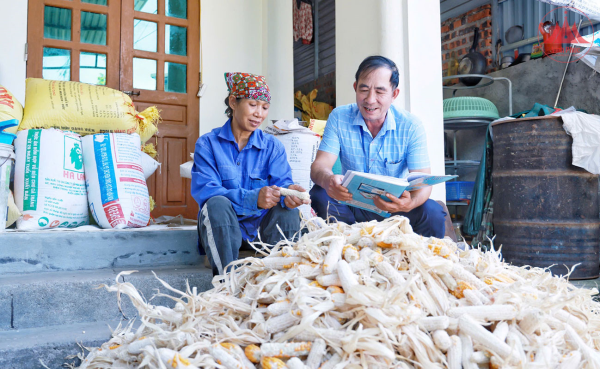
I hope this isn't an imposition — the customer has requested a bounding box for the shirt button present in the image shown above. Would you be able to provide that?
[237,162,240,166]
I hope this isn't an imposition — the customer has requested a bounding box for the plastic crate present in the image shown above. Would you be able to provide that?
[446,181,475,201]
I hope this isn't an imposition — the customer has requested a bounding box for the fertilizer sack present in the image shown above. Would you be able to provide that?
[14,129,89,230]
[0,84,23,134]
[82,133,150,229]
[20,79,159,142]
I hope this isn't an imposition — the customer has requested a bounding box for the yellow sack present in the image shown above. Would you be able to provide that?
[294,89,333,122]
[20,79,159,142]
[0,85,24,134]
[308,119,327,137]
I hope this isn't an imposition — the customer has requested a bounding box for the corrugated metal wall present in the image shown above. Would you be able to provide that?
[496,0,596,56]
[293,0,335,89]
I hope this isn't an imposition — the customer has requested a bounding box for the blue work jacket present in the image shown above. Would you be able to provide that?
[191,119,294,240]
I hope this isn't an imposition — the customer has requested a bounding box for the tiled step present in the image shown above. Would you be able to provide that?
[0,266,213,331]
[0,320,117,369]
[0,225,201,274]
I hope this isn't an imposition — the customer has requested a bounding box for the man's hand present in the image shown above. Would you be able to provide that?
[283,184,311,209]
[325,174,353,202]
[373,191,416,213]
[258,185,281,209]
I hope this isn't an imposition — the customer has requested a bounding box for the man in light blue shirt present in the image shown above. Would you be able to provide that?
[310,56,446,237]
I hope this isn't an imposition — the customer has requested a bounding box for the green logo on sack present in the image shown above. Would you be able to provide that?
[64,136,84,173]
[38,217,49,227]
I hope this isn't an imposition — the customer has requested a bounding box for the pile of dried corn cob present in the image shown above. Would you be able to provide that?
[75,216,600,369]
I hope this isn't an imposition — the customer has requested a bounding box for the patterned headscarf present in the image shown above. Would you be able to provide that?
[224,72,271,104]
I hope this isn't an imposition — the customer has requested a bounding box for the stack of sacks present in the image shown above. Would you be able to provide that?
[6,78,163,230]
[13,129,159,230]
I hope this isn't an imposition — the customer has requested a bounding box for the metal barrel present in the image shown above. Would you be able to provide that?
[492,116,600,280]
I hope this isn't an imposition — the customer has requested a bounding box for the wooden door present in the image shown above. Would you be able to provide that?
[120,0,199,219]
[27,0,121,89]
[27,0,200,220]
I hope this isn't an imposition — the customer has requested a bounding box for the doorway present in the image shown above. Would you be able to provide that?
[26,0,200,219]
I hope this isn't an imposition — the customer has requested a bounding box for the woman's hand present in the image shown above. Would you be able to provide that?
[257,185,281,209]
[283,184,311,209]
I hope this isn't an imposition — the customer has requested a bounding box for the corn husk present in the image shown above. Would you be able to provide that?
[73,216,600,369]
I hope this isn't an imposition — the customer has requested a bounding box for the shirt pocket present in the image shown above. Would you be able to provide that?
[384,159,404,177]
[249,170,268,190]
[220,166,240,190]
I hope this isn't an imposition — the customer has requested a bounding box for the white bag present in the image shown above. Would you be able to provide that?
[14,129,89,230]
[82,133,150,229]
[141,151,160,179]
[560,111,600,174]
[180,153,194,179]
[180,160,193,179]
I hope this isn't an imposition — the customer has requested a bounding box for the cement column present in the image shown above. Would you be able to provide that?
[336,0,445,201]
[380,0,409,110]
[263,0,294,122]
[405,0,445,201]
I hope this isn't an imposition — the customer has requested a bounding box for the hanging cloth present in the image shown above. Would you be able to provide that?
[293,0,301,42]
[293,0,313,44]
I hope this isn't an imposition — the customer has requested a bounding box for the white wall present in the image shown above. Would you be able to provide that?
[199,0,294,135]
[199,0,264,135]
[335,1,380,107]
[0,0,28,104]
[336,0,446,202]
[262,0,294,123]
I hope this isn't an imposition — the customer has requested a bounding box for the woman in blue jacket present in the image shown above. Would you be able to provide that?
[191,72,309,276]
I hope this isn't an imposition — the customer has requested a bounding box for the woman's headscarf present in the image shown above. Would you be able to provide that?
[224,72,271,104]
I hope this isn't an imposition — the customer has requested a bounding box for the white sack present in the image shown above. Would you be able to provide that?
[14,129,89,230]
[265,119,321,191]
[265,119,320,219]
[561,111,600,174]
[82,133,150,229]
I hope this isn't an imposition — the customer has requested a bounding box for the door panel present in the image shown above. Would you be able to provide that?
[121,0,199,219]
[165,138,186,203]
[137,102,187,125]
[28,0,121,89]
[28,0,200,220]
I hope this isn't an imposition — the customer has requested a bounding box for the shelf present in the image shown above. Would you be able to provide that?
[444,117,495,130]
[447,201,469,206]
[445,160,480,168]
[442,74,513,116]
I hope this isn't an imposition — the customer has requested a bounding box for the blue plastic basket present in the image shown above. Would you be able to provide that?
[446,181,475,201]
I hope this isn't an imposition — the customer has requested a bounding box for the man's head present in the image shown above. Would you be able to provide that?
[353,56,400,125]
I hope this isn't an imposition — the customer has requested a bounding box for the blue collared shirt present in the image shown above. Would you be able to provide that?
[319,104,430,178]
[191,119,294,240]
